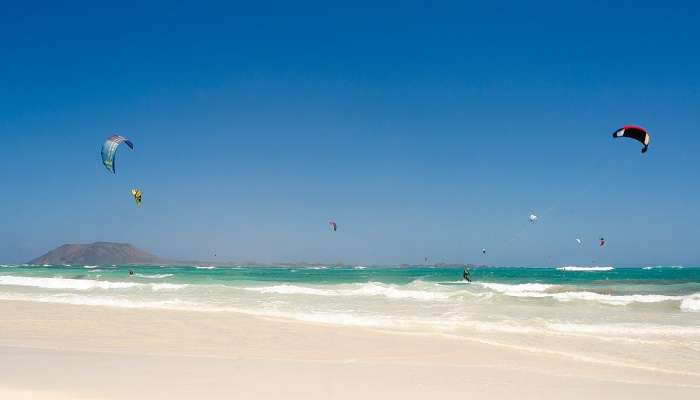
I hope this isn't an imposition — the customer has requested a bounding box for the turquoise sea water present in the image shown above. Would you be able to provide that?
[1,263,699,372]
[3,264,699,289]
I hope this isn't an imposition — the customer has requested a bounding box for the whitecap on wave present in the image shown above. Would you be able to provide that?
[134,273,173,279]
[558,266,614,272]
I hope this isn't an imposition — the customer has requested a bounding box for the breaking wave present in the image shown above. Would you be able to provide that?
[477,281,698,309]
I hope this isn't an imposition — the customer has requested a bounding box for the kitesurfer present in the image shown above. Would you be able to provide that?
[129,269,134,276]
[131,189,142,205]
[463,268,471,282]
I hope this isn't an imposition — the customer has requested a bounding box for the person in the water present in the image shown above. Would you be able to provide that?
[462,268,471,282]
[128,269,134,276]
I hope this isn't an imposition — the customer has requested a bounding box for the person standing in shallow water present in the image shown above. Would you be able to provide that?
[463,268,471,282]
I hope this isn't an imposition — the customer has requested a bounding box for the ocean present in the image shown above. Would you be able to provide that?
[1,264,699,373]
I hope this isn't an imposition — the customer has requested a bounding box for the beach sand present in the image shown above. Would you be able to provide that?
[0,300,697,399]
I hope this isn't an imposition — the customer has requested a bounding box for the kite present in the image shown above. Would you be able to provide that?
[612,126,650,153]
[101,135,134,173]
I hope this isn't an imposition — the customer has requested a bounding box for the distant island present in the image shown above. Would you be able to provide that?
[29,242,165,265]
[28,242,478,268]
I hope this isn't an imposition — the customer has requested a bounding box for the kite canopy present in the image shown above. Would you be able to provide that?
[101,135,134,173]
[329,221,337,231]
[529,214,539,223]
[612,126,650,153]
[599,237,605,247]
[576,238,582,245]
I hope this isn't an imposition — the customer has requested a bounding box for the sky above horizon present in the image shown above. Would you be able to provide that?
[2,1,700,266]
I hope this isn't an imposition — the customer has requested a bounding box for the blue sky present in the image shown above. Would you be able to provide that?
[2,1,699,265]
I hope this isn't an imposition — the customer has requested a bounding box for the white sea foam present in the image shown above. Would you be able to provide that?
[150,283,189,291]
[0,287,697,340]
[83,265,99,269]
[195,266,216,270]
[243,282,450,301]
[354,266,367,270]
[0,291,638,337]
[0,275,187,292]
[246,284,332,296]
[0,275,139,290]
[558,266,614,272]
[0,291,550,333]
[0,291,401,327]
[0,292,202,310]
[680,294,700,312]
[306,266,328,270]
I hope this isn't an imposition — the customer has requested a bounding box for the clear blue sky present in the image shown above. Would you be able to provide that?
[2,1,699,266]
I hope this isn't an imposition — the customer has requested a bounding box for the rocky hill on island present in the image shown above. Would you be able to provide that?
[29,242,165,265]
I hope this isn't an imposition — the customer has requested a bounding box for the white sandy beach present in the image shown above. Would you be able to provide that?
[0,300,698,399]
